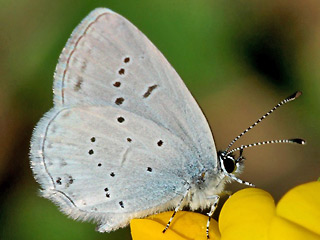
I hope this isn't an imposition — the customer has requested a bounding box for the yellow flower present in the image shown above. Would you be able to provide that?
[219,181,320,240]
[131,211,221,240]
[130,181,320,240]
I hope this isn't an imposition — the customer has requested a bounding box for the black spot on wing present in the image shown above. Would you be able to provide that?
[56,177,62,185]
[115,97,124,105]
[124,57,130,63]
[117,117,125,123]
[143,85,158,98]
[113,81,121,87]
[74,76,83,91]
[118,68,125,75]
[68,176,74,184]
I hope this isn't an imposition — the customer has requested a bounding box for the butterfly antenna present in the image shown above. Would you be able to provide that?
[224,91,302,152]
[227,138,306,155]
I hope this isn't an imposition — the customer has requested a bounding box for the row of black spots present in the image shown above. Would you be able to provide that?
[104,186,124,208]
[88,136,95,156]
[55,176,74,186]
[118,57,130,75]
[113,57,130,105]
[89,137,100,167]
[56,177,62,185]
[104,187,110,198]
[118,57,131,75]
[143,84,158,98]
[114,57,130,103]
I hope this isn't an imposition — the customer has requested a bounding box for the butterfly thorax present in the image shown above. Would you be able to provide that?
[186,167,227,210]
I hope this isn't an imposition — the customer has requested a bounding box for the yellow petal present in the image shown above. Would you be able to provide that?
[275,181,320,236]
[131,218,186,240]
[219,188,275,240]
[269,216,320,240]
[131,211,220,240]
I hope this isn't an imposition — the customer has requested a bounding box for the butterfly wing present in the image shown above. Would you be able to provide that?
[53,8,215,160]
[31,8,217,231]
[31,106,192,231]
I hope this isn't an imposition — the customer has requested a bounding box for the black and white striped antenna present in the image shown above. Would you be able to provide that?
[227,138,306,155]
[224,91,305,154]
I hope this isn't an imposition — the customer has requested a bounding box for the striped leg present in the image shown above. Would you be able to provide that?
[206,195,220,239]
[226,172,255,187]
[162,187,190,233]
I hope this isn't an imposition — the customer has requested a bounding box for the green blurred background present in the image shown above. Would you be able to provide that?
[0,0,319,239]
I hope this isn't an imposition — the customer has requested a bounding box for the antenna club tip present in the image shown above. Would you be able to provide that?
[290,138,306,145]
[288,91,302,100]
[295,91,302,98]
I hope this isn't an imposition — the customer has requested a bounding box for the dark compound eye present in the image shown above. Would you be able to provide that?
[223,157,236,173]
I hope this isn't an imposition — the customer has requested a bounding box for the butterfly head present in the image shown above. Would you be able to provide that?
[218,151,244,176]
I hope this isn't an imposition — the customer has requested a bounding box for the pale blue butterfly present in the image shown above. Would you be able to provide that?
[30,8,305,238]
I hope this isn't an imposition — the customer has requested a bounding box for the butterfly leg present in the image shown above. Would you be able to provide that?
[206,195,220,239]
[162,186,191,234]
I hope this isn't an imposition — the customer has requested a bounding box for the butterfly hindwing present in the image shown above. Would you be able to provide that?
[31,106,192,230]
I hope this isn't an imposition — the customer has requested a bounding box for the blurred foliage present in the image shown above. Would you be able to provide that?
[0,0,319,240]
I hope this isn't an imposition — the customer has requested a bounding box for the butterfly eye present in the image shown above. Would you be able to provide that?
[223,156,236,173]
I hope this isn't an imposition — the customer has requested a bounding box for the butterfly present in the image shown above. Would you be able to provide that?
[30,8,304,238]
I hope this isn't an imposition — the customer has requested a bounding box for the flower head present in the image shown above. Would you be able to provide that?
[131,181,320,240]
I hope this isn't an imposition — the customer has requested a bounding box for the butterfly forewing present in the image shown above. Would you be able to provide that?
[54,8,215,158]
[31,8,217,231]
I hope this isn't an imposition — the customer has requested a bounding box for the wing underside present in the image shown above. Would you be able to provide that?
[31,8,217,231]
